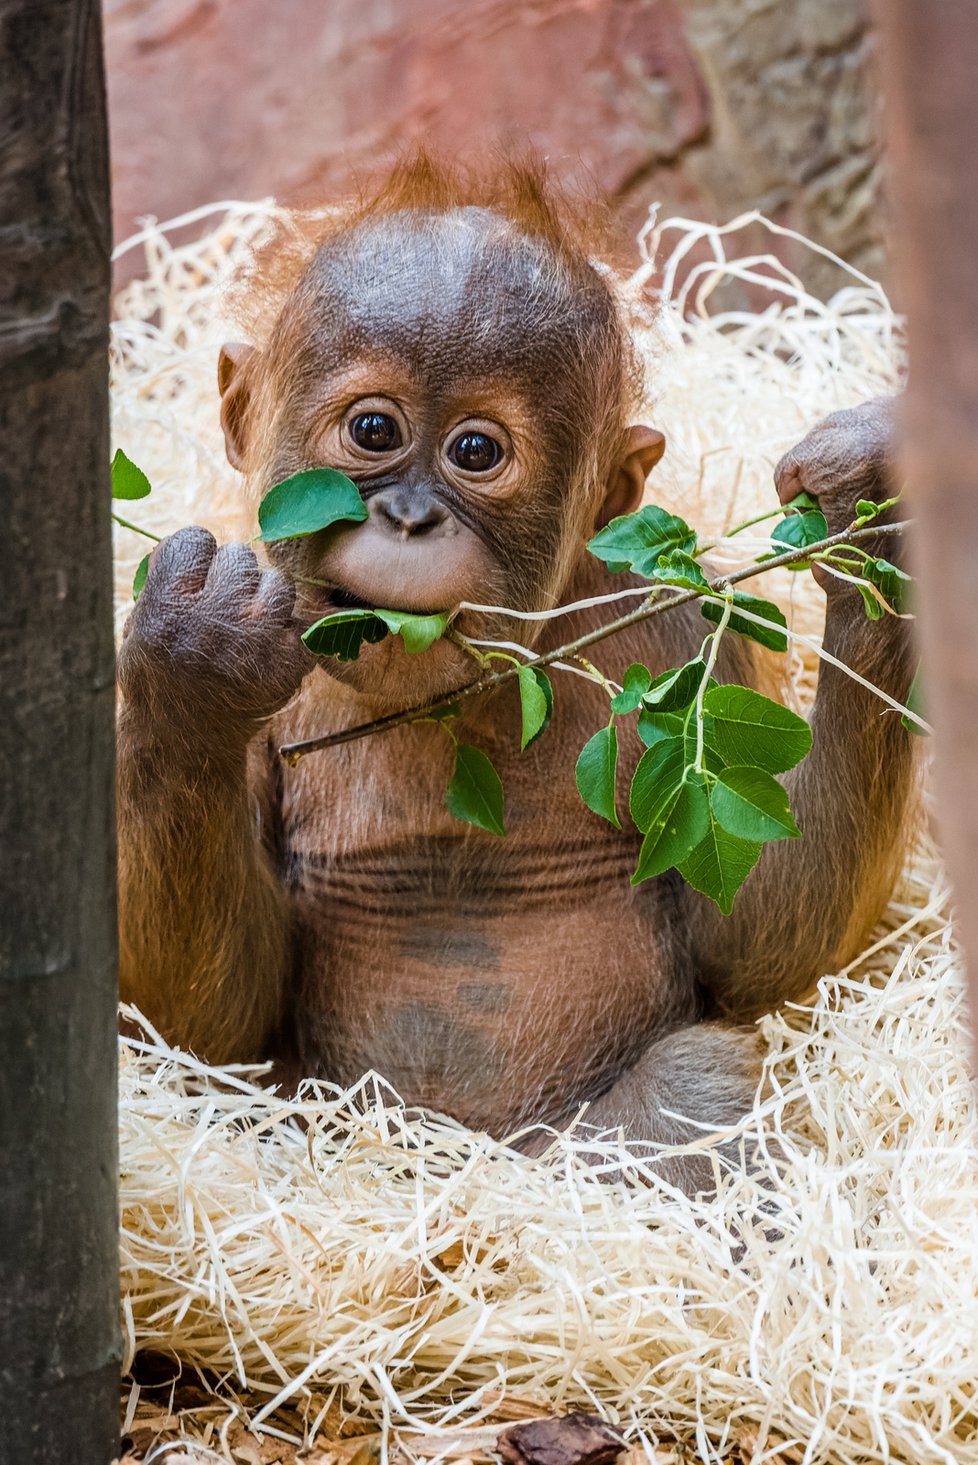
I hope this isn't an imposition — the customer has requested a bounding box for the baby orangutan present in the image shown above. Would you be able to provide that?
[117,159,915,1193]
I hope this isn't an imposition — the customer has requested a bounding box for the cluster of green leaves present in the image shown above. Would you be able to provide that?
[588,503,792,653]
[569,489,918,906]
[575,672,810,912]
[110,451,917,912]
[768,490,912,620]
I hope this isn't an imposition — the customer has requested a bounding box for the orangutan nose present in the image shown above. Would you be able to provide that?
[372,486,452,537]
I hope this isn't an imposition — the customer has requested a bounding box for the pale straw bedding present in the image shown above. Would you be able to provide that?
[111,204,977,1465]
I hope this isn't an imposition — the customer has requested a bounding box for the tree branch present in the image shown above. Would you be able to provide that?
[279,520,909,765]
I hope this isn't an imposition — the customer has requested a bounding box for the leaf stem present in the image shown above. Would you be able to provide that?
[576,656,617,698]
[698,591,930,731]
[111,513,161,543]
[279,519,909,764]
[444,625,492,668]
[703,504,785,545]
[695,591,733,773]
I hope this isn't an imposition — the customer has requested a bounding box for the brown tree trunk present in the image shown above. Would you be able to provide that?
[873,2,978,1062]
[0,3,119,1461]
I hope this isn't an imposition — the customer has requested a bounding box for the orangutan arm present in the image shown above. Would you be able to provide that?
[116,527,311,1062]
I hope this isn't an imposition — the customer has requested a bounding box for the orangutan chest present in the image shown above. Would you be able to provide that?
[282,827,689,1130]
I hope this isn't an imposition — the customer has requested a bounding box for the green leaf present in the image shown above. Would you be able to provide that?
[863,557,912,614]
[643,657,705,712]
[132,553,150,600]
[854,494,901,526]
[857,581,885,620]
[518,666,554,749]
[901,668,928,737]
[636,707,686,748]
[785,491,820,511]
[702,592,788,652]
[610,663,652,714]
[629,738,685,832]
[702,683,812,773]
[650,550,711,591]
[111,447,152,500]
[771,506,828,551]
[588,504,697,578]
[302,609,388,661]
[445,743,506,835]
[374,608,449,654]
[632,775,710,884]
[628,737,687,833]
[257,468,368,541]
[636,706,724,771]
[575,723,620,827]
[677,813,763,914]
[710,767,801,842]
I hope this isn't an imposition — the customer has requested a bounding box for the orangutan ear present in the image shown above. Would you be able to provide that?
[217,342,258,472]
[595,426,666,530]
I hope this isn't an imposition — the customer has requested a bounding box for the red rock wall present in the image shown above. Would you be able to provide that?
[105,0,881,294]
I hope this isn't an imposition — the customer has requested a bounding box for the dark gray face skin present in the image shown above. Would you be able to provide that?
[256,208,621,625]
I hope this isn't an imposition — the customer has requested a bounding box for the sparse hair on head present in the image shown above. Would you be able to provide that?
[232,149,649,501]
[233,149,623,329]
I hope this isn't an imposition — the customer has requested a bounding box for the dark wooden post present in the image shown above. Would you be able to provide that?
[0,3,119,1461]
[874,1,978,1060]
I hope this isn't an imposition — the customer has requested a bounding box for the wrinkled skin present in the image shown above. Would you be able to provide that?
[775,397,901,591]
[776,398,896,521]
[120,534,314,738]
[117,199,916,1196]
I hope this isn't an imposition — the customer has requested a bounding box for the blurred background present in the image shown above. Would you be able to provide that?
[104,0,884,298]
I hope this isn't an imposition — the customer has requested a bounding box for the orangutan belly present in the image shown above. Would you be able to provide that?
[286,833,693,1134]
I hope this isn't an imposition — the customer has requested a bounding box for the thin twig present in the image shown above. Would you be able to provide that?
[697,591,929,732]
[112,512,161,543]
[279,520,909,764]
[695,591,734,773]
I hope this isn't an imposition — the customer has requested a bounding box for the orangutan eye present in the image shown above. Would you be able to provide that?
[450,431,501,473]
[350,412,401,452]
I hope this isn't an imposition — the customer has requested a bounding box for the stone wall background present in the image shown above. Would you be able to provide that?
[105,0,883,296]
